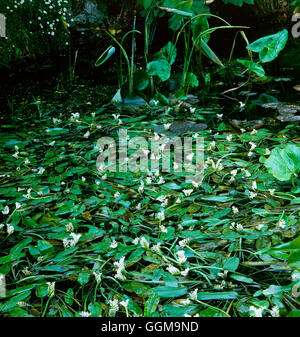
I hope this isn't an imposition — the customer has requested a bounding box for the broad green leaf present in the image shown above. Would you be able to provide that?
[223,257,240,272]
[133,70,149,91]
[192,16,210,44]
[187,72,199,87]
[237,59,265,77]
[264,143,300,181]
[288,251,300,271]
[147,59,171,81]
[230,274,255,284]
[197,291,238,300]
[139,0,154,9]
[146,286,187,298]
[144,294,160,316]
[78,272,90,285]
[247,29,288,63]
[154,41,177,65]
[95,46,116,66]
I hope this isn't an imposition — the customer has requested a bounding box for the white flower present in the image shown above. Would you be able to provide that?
[166,264,180,275]
[248,151,253,157]
[24,158,30,165]
[265,148,271,155]
[138,181,144,193]
[236,223,243,231]
[249,141,256,151]
[229,169,238,183]
[175,197,181,204]
[37,167,45,175]
[152,133,160,141]
[132,237,139,245]
[79,311,91,317]
[71,112,80,122]
[176,250,187,264]
[46,282,55,297]
[2,206,9,215]
[53,118,61,124]
[151,243,161,253]
[250,129,257,135]
[269,189,275,196]
[217,114,223,120]
[240,128,246,133]
[0,224,4,230]
[179,238,190,247]
[83,131,90,138]
[208,141,216,151]
[190,107,196,113]
[114,192,120,199]
[7,224,14,235]
[108,299,119,316]
[140,237,149,249]
[157,195,166,203]
[239,101,245,109]
[93,271,102,283]
[256,224,264,231]
[183,189,193,197]
[270,306,280,317]
[120,299,129,308]
[114,257,126,280]
[232,206,239,214]
[244,169,251,177]
[146,177,152,185]
[110,240,118,249]
[159,225,168,233]
[249,305,264,317]
[81,176,86,182]
[186,153,194,161]
[65,222,74,232]
[218,270,228,279]
[181,268,189,277]
[252,181,257,190]
[277,219,286,229]
[15,202,22,209]
[249,191,257,199]
[226,134,233,141]
[63,233,81,248]
[164,123,171,130]
[157,176,165,185]
[189,288,198,301]
[157,211,165,222]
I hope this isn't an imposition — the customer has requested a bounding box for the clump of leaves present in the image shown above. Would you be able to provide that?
[264,143,300,181]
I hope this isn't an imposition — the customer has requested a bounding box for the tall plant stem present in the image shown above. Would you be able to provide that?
[130,16,136,95]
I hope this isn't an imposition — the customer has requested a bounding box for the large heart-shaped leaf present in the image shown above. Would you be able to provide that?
[264,143,300,181]
[153,41,177,65]
[246,29,288,63]
[146,59,171,81]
